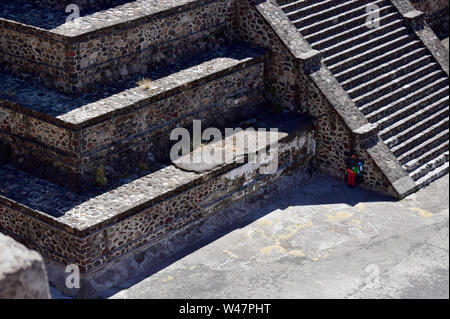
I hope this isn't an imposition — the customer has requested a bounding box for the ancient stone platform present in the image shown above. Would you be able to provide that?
[0,0,448,298]
[0,112,316,297]
[0,44,268,191]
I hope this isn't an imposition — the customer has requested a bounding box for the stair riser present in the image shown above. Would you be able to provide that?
[350,63,439,100]
[280,0,317,13]
[297,2,390,36]
[416,164,449,188]
[335,44,424,82]
[355,66,440,106]
[411,154,448,180]
[366,82,448,122]
[342,54,432,91]
[289,0,380,28]
[405,143,450,172]
[397,130,449,162]
[385,108,449,148]
[380,98,449,140]
[329,36,413,74]
[320,22,405,57]
[360,72,445,114]
[324,29,409,65]
[303,5,395,39]
[312,15,401,51]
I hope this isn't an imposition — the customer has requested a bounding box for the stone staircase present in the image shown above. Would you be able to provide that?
[278,0,449,189]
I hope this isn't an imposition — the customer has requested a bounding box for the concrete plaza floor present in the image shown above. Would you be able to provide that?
[110,173,449,299]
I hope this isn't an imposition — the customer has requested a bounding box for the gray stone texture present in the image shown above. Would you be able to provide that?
[0,232,50,299]
[0,0,448,299]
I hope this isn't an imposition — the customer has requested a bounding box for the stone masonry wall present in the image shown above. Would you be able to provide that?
[0,55,266,192]
[0,21,69,91]
[0,0,235,95]
[0,126,316,283]
[0,232,50,299]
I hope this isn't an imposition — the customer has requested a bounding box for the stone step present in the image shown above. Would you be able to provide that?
[285,0,362,20]
[391,117,450,158]
[303,3,395,41]
[341,49,432,90]
[396,125,449,163]
[0,0,235,94]
[318,18,405,57]
[0,45,268,191]
[377,94,449,139]
[353,63,441,106]
[414,160,449,188]
[288,0,380,28]
[311,12,402,51]
[295,0,389,36]
[408,149,449,180]
[0,111,316,297]
[383,105,449,149]
[328,34,416,74]
[404,142,449,173]
[359,71,446,114]
[334,42,424,82]
[324,27,410,66]
[348,59,438,99]
[279,0,316,13]
[284,0,337,19]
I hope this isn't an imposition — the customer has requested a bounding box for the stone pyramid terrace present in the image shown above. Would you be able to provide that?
[0,0,448,297]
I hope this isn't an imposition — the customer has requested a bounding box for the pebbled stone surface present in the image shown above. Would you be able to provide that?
[0,45,264,122]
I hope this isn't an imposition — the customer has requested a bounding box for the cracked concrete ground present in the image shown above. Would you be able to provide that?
[109,173,449,299]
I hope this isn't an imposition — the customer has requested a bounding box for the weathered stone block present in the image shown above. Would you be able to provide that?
[0,233,50,299]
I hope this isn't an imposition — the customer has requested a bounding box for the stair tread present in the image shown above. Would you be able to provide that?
[397,129,449,162]
[408,149,449,175]
[391,117,449,153]
[311,12,401,48]
[290,0,378,26]
[324,27,409,64]
[414,161,449,186]
[334,42,424,80]
[360,72,446,113]
[329,34,415,71]
[287,0,340,17]
[379,95,449,137]
[347,59,436,96]
[341,49,430,88]
[280,0,310,11]
[320,19,405,55]
[303,3,394,39]
[368,80,448,121]
[404,142,449,172]
[354,63,440,103]
[384,104,449,144]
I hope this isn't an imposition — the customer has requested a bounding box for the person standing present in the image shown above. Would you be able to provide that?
[346,152,364,188]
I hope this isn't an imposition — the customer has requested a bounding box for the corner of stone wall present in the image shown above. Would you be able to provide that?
[354,127,417,199]
[0,232,51,299]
